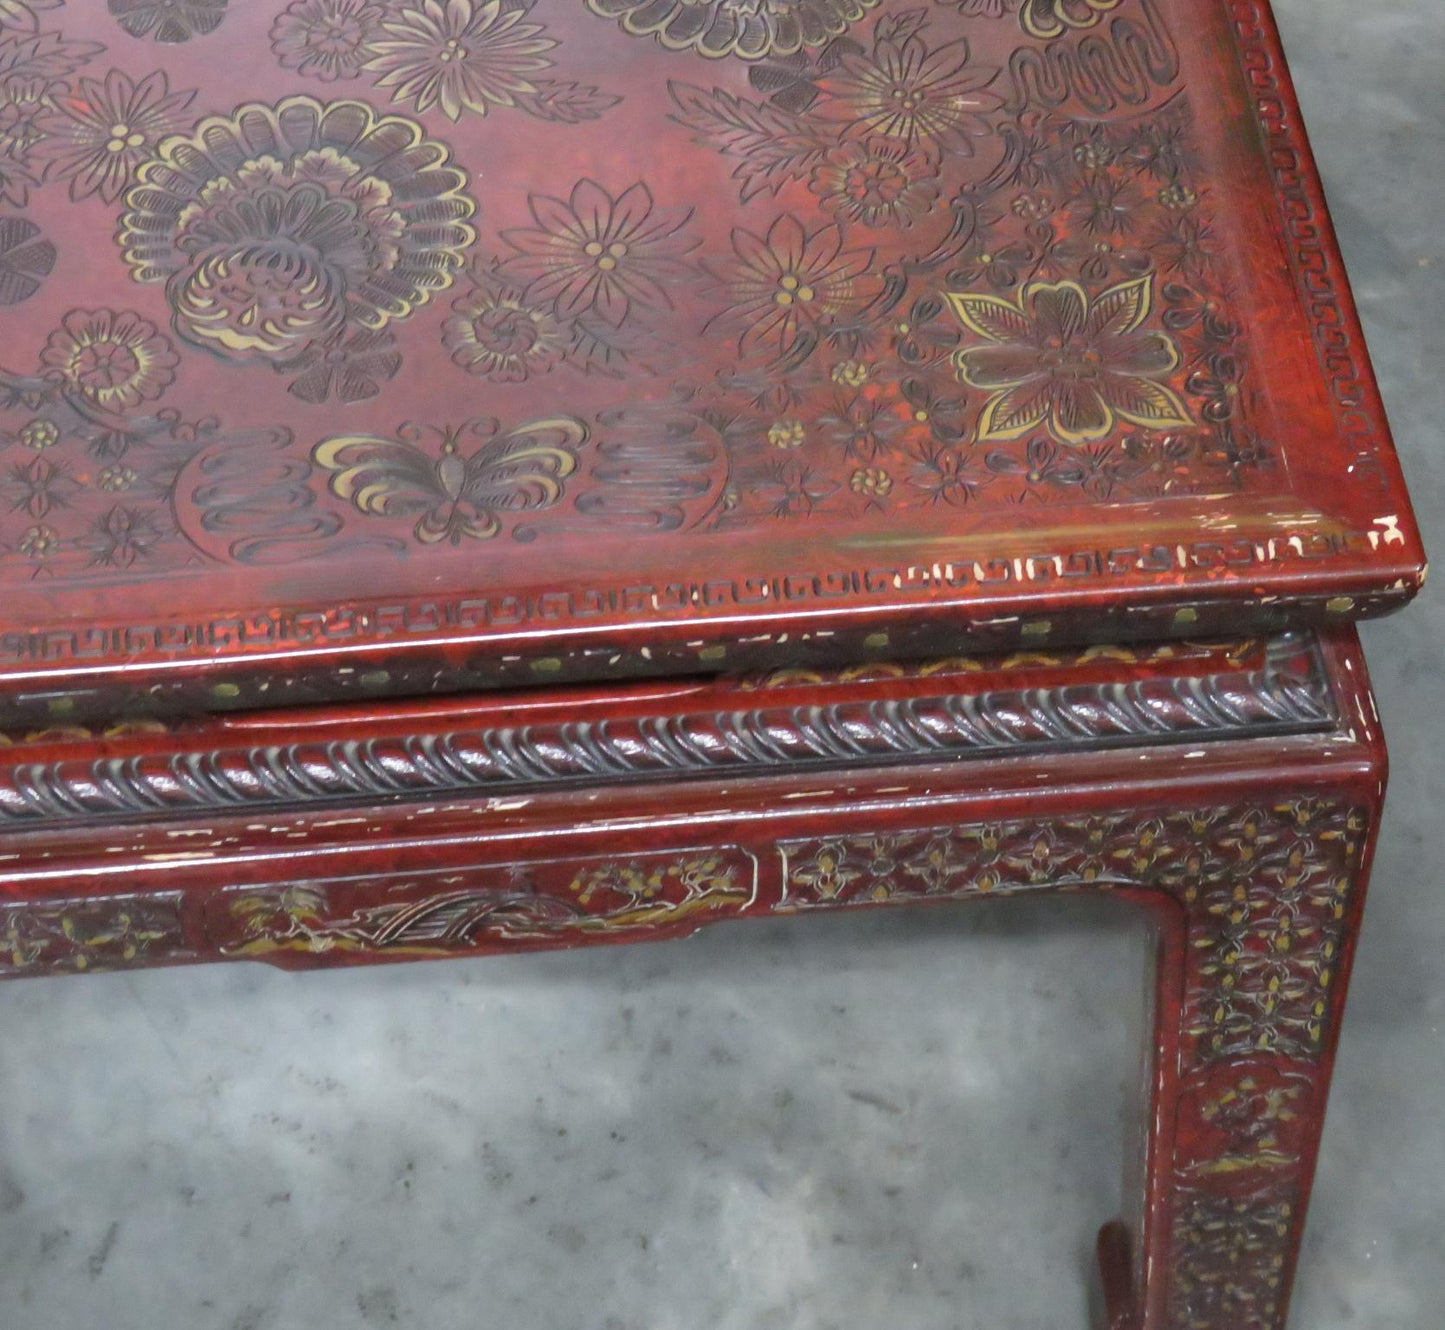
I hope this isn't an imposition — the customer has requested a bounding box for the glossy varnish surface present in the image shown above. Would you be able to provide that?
[0,0,1423,719]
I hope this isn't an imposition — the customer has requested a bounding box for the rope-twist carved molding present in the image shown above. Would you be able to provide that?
[0,637,1333,824]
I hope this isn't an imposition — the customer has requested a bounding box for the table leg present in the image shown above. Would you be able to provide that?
[1098,802,1376,1330]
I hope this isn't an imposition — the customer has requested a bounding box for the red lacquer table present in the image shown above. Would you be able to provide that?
[0,0,1424,1326]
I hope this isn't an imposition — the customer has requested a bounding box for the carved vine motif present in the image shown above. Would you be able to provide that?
[214,851,756,957]
[780,798,1367,1062]
[0,894,186,975]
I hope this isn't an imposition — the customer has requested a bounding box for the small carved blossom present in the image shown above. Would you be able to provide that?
[17,418,58,450]
[890,296,959,366]
[820,393,899,461]
[768,419,805,449]
[850,465,892,498]
[898,376,966,441]
[6,454,77,518]
[985,435,1090,493]
[1153,214,1219,281]
[1188,353,1244,424]
[97,464,137,492]
[82,505,166,568]
[908,442,985,506]
[947,236,1034,291]
[1158,183,1197,210]
[752,459,838,519]
[830,359,869,387]
[18,522,58,560]
[1053,233,1153,284]
[443,283,567,384]
[270,0,384,82]
[809,138,939,228]
[1069,172,1144,237]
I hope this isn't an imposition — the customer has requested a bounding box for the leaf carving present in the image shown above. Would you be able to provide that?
[667,80,833,202]
[513,80,623,124]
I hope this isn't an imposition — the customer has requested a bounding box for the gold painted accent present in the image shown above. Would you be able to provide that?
[531,657,563,674]
[1325,596,1355,614]
[359,670,391,689]
[211,682,241,699]
[698,646,727,663]
[1174,607,1199,624]
[948,276,1192,446]
[1021,0,1122,41]
[863,632,889,649]
[1021,620,1052,637]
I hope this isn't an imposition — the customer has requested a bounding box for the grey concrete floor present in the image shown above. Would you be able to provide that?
[1,1,1442,1326]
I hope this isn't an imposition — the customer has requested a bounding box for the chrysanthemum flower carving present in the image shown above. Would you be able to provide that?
[271,0,384,82]
[583,0,880,61]
[948,276,1194,446]
[810,139,940,228]
[37,70,196,204]
[502,179,697,328]
[40,308,179,411]
[118,97,476,376]
[710,213,881,365]
[818,35,1003,153]
[363,0,557,122]
[444,281,568,384]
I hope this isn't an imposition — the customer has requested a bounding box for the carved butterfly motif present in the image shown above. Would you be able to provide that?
[314,416,585,545]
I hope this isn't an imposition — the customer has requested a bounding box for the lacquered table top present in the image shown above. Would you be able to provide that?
[0,0,1423,719]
